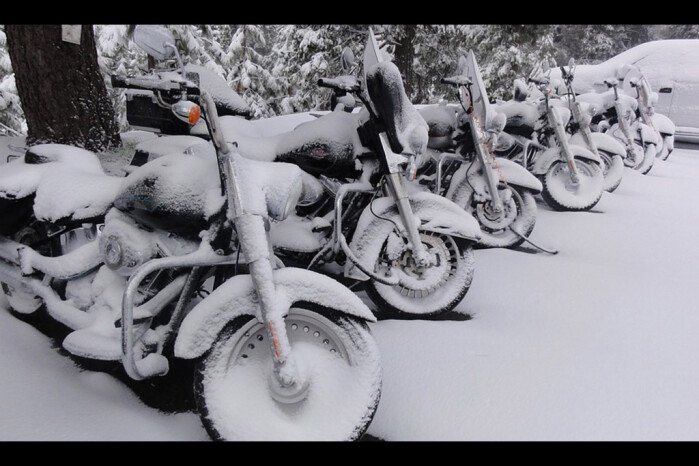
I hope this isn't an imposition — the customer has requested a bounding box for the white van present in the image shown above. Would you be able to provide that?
[550,40,699,142]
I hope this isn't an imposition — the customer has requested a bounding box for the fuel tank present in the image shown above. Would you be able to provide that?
[113,153,225,238]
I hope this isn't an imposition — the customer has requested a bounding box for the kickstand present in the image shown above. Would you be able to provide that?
[508,227,559,255]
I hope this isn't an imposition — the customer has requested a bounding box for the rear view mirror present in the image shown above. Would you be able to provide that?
[568,57,575,68]
[133,25,177,61]
[341,47,355,72]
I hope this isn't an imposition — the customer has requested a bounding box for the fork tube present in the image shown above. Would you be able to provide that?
[385,172,430,266]
[469,113,502,211]
[548,106,579,182]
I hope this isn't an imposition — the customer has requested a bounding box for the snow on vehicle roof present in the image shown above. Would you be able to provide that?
[553,40,699,93]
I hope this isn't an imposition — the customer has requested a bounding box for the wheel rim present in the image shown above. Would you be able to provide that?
[200,309,377,440]
[475,188,519,233]
[377,232,459,299]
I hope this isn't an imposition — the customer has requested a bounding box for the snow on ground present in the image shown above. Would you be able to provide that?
[1,136,699,440]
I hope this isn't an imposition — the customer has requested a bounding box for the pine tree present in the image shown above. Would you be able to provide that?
[0,25,25,135]
[272,25,365,113]
[224,25,281,118]
[458,25,556,100]
[95,25,148,131]
[552,25,653,65]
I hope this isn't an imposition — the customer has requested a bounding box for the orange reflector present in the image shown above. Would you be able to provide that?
[189,105,201,125]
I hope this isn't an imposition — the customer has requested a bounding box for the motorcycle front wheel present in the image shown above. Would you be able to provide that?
[600,151,624,193]
[453,185,537,249]
[366,233,474,318]
[194,306,381,441]
[659,134,674,161]
[541,159,604,212]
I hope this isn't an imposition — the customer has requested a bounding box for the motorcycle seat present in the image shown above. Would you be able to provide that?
[0,144,122,223]
[418,103,458,150]
[207,111,366,178]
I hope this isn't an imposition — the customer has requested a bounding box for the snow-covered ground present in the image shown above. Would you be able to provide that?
[2,143,699,440]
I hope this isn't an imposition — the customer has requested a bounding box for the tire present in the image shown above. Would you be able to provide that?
[1,282,43,314]
[660,134,674,161]
[451,184,537,249]
[541,159,604,212]
[365,233,474,318]
[194,305,382,441]
[637,143,656,175]
[607,124,642,168]
[600,151,624,193]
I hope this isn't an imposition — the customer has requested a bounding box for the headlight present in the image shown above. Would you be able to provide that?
[587,105,598,117]
[99,218,155,275]
[103,235,123,269]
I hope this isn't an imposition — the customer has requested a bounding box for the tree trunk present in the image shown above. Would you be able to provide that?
[5,25,120,152]
[392,25,420,101]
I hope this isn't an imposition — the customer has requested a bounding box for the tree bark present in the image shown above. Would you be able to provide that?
[5,25,121,152]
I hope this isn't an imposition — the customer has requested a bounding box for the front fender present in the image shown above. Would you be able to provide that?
[531,144,601,175]
[637,122,659,145]
[174,267,375,359]
[569,132,626,157]
[345,191,481,281]
[493,157,542,193]
[651,113,675,136]
[445,157,542,199]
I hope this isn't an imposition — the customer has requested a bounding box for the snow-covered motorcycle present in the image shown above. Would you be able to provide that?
[620,64,676,162]
[1,26,383,441]
[0,144,118,319]
[179,30,482,319]
[577,75,658,175]
[418,52,543,249]
[496,72,605,212]
[558,61,626,192]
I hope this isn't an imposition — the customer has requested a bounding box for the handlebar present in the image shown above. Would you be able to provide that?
[111,75,200,96]
[441,75,472,87]
[528,76,549,86]
[317,76,361,93]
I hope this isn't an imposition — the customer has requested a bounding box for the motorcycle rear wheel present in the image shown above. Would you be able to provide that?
[194,305,381,441]
[1,223,56,314]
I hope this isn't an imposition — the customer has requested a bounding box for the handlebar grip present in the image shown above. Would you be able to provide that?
[317,78,333,89]
[111,75,129,89]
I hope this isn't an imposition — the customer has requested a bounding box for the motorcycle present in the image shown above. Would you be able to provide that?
[620,64,676,162]
[2,25,383,441]
[495,66,605,212]
[417,52,543,249]
[149,29,482,319]
[576,73,658,175]
[557,60,627,193]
